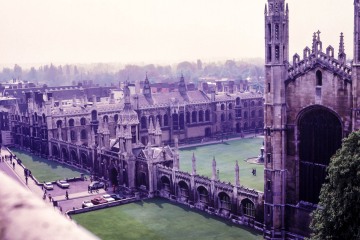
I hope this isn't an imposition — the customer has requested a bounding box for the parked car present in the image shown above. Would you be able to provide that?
[56,180,70,188]
[82,200,94,208]
[43,182,54,190]
[102,194,115,202]
[110,194,123,200]
[89,181,104,190]
[91,197,107,205]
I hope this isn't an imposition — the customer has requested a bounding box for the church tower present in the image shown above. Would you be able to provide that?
[352,0,360,131]
[264,0,289,238]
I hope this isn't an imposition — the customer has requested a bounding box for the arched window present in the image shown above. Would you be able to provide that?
[205,110,210,121]
[251,111,255,118]
[56,120,62,128]
[69,119,75,127]
[221,113,225,122]
[42,114,46,123]
[221,104,225,110]
[258,100,262,106]
[186,112,191,124]
[141,116,147,129]
[81,129,87,140]
[192,111,197,123]
[244,122,248,130]
[244,102,248,107]
[114,114,119,123]
[316,70,322,86]
[179,113,185,129]
[70,130,76,141]
[236,97,241,106]
[228,113,232,120]
[156,115,162,127]
[164,114,169,126]
[172,113,179,129]
[241,199,255,218]
[228,103,233,110]
[258,109,263,117]
[80,117,86,126]
[103,115,109,123]
[91,110,97,121]
[251,101,255,107]
[199,110,204,122]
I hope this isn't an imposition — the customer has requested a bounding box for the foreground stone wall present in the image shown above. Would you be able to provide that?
[0,172,98,240]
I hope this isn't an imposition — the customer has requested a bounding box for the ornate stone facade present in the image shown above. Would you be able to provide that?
[264,1,358,238]
[6,76,264,224]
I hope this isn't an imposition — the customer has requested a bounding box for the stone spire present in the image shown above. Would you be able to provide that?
[148,117,155,145]
[143,73,152,98]
[154,119,162,146]
[173,136,179,170]
[264,4,267,14]
[338,32,346,64]
[178,73,187,95]
[192,152,196,175]
[235,160,240,186]
[212,157,217,180]
[123,81,132,110]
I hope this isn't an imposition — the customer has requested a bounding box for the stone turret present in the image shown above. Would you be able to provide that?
[211,157,217,180]
[192,152,196,175]
[235,160,240,186]
[154,119,162,146]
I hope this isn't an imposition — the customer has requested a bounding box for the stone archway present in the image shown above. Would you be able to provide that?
[298,107,342,204]
[178,181,189,202]
[197,186,209,205]
[61,148,69,162]
[70,150,78,165]
[241,198,255,218]
[160,176,171,193]
[52,145,59,159]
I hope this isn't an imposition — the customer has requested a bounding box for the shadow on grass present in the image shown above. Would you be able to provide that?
[146,198,262,236]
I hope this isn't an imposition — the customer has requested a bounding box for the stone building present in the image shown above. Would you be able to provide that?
[264,0,357,238]
[5,75,265,229]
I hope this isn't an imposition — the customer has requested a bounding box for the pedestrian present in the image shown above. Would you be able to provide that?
[65,191,69,200]
[12,162,15,169]
[48,194,52,202]
[44,189,47,194]
[59,206,62,213]
[25,176,28,185]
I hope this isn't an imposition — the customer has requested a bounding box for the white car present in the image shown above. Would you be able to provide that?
[44,182,54,190]
[56,180,70,188]
[82,200,94,208]
[102,194,115,202]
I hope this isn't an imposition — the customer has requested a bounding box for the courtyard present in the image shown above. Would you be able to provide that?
[72,198,263,240]
[10,148,88,183]
[179,136,264,191]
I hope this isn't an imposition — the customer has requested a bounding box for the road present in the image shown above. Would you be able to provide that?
[0,147,110,213]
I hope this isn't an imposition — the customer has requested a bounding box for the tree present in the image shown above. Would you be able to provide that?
[310,131,360,239]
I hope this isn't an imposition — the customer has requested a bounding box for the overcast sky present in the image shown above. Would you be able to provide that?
[0,0,353,67]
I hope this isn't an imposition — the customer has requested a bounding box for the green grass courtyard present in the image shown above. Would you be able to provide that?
[9,148,87,183]
[72,198,263,240]
[179,137,264,191]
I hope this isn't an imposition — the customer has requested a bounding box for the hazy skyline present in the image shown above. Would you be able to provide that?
[0,0,353,67]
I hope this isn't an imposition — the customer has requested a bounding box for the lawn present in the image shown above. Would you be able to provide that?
[72,198,263,240]
[179,137,264,191]
[9,148,88,183]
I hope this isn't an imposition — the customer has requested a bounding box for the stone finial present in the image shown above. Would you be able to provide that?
[192,152,196,175]
[338,32,346,64]
[212,157,217,180]
[264,4,268,14]
[286,3,289,14]
[235,160,240,186]
[148,117,155,134]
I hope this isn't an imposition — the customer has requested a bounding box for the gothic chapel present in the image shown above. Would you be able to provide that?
[264,0,359,238]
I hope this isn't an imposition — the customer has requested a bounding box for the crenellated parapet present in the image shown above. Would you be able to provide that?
[288,32,352,81]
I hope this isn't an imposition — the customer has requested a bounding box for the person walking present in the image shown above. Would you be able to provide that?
[65,191,69,200]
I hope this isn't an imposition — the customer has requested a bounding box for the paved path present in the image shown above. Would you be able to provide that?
[0,147,107,210]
